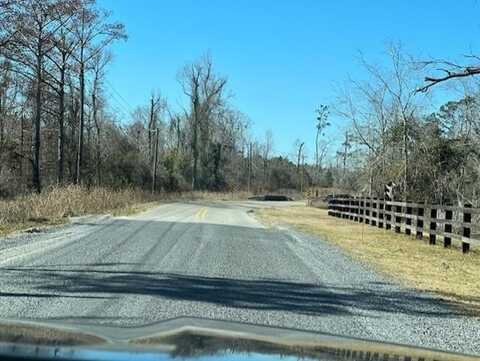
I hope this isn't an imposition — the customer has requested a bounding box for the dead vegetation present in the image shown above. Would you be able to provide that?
[0,185,157,235]
[0,185,250,236]
[256,205,480,310]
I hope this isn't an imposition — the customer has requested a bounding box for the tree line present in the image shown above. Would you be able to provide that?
[329,44,480,206]
[2,1,479,204]
[0,0,308,197]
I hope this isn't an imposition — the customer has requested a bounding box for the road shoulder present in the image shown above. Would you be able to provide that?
[254,205,480,313]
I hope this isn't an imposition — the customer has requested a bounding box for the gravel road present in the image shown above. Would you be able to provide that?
[0,201,478,355]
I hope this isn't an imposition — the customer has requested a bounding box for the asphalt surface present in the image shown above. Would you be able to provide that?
[0,201,479,355]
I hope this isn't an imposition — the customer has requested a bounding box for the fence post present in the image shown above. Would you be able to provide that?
[371,198,377,227]
[349,198,354,221]
[444,206,453,248]
[462,204,472,254]
[359,198,364,223]
[416,203,424,240]
[355,198,358,221]
[365,197,370,224]
[353,197,358,222]
[429,207,437,245]
[385,201,392,230]
[395,204,402,233]
[378,199,384,228]
[405,204,412,235]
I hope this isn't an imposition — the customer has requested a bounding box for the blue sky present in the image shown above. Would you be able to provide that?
[99,0,480,160]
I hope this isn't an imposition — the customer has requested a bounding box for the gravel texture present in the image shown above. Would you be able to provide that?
[0,201,478,355]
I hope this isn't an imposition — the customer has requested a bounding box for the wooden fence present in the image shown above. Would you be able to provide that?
[327,197,479,253]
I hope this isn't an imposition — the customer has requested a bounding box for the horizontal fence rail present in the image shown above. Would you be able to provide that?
[327,197,478,253]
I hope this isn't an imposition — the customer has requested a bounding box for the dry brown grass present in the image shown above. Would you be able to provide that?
[0,186,252,236]
[255,205,480,309]
[173,191,252,202]
[0,185,163,236]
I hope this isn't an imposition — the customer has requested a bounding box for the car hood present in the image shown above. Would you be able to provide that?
[0,317,476,361]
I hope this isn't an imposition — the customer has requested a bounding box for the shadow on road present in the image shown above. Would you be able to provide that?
[0,264,470,318]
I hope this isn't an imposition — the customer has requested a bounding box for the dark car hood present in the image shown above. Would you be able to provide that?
[0,317,476,361]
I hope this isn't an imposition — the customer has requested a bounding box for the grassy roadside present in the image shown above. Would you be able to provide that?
[0,186,252,237]
[0,185,162,236]
[255,205,480,310]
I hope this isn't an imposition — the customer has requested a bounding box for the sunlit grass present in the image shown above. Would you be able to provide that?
[0,185,160,236]
[0,186,252,236]
[256,205,480,310]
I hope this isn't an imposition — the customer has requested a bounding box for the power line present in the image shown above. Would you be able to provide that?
[84,76,133,124]
[105,79,166,127]
[106,91,131,119]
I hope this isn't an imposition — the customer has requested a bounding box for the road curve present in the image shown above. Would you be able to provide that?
[0,201,478,355]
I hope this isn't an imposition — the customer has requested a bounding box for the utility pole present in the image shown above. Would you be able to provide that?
[151,128,160,193]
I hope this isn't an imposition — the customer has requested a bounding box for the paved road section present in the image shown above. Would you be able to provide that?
[0,201,478,355]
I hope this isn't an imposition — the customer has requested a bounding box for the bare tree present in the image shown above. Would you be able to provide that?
[90,49,110,185]
[70,3,126,184]
[262,129,273,190]
[296,141,304,178]
[314,104,330,182]
[336,44,423,198]
[3,0,79,192]
[0,0,18,49]
[147,92,165,160]
[45,27,79,184]
[418,56,480,93]
[179,54,227,190]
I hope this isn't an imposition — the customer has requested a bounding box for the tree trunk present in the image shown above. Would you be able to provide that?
[57,66,65,184]
[32,45,42,193]
[148,96,155,161]
[403,115,408,199]
[19,116,24,181]
[297,142,304,175]
[300,154,305,194]
[0,89,4,178]
[315,128,320,183]
[76,60,85,184]
[92,93,101,186]
[263,159,267,191]
[191,97,200,191]
[247,143,252,193]
[152,129,159,193]
[176,117,181,153]
[70,96,78,181]
[192,118,198,190]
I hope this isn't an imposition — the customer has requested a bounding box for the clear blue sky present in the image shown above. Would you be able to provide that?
[99,0,480,160]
